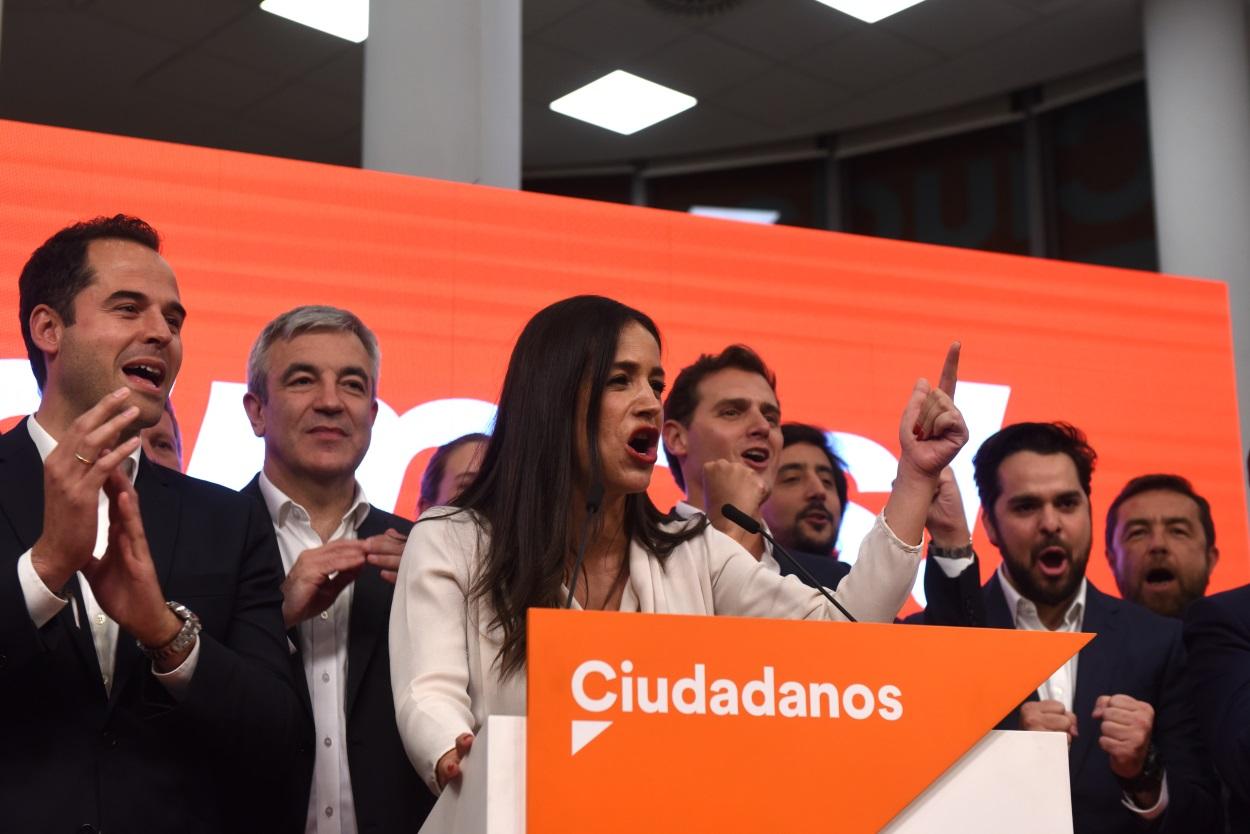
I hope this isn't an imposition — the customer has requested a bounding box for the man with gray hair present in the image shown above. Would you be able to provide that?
[241,305,433,833]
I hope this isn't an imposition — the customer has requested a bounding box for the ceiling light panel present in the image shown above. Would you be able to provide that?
[261,0,369,44]
[549,70,697,136]
[810,0,930,24]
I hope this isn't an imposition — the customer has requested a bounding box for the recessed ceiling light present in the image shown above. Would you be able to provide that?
[810,0,929,24]
[549,70,697,136]
[689,206,781,224]
[260,0,369,44]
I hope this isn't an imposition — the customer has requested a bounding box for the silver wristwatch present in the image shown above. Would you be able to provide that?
[138,601,202,663]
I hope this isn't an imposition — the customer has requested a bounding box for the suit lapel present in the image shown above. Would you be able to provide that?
[983,574,1039,730]
[108,457,182,710]
[1069,584,1118,779]
[345,509,391,717]
[983,573,1015,630]
[0,420,45,551]
[243,475,314,718]
[0,423,106,691]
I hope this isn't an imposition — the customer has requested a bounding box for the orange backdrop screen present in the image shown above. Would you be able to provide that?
[0,118,1244,611]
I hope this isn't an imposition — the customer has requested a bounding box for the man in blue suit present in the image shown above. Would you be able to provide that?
[917,421,1219,833]
[1185,584,1250,831]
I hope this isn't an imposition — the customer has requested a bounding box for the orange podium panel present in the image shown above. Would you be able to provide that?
[527,609,1090,834]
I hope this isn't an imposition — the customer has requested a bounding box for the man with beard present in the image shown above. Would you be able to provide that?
[966,422,1218,833]
[1105,474,1218,618]
[760,423,848,559]
[661,346,848,589]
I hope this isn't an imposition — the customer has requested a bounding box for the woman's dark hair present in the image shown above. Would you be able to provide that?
[448,295,704,677]
[419,432,490,509]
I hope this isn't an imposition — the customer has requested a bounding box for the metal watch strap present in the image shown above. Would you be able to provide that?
[928,541,975,560]
[137,601,201,663]
[1117,743,1163,797]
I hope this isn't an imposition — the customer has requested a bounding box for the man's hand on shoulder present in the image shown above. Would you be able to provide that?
[281,540,368,627]
[363,528,407,584]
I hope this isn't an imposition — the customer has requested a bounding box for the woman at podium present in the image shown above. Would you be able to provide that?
[389,295,967,794]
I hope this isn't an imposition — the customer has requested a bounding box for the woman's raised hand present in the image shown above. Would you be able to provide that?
[898,342,968,479]
[883,342,970,546]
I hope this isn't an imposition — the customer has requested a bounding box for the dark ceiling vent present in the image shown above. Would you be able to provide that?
[644,0,746,16]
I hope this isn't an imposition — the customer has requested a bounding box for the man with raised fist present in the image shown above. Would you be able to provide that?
[965,422,1218,833]
[661,344,847,588]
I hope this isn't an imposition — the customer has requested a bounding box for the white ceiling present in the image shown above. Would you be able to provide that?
[0,0,1144,172]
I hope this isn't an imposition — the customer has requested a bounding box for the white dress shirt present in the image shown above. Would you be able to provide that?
[995,564,1166,818]
[996,563,1086,710]
[16,415,199,697]
[390,507,921,793]
[673,500,782,572]
[259,472,371,834]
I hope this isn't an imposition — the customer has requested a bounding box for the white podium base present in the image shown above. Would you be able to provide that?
[884,729,1072,833]
[419,716,526,834]
[420,718,1071,834]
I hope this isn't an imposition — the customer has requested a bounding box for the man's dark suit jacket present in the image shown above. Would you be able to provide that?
[242,476,436,834]
[0,419,304,834]
[1185,584,1250,832]
[779,548,851,589]
[918,571,1219,834]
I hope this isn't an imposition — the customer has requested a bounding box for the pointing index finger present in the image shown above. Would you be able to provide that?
[937,341,960,398]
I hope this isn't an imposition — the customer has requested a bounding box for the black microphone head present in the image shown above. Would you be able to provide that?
[720,504,761,535]
[586,482,605,513]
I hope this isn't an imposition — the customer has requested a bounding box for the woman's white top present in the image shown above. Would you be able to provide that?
[389,509,921,792]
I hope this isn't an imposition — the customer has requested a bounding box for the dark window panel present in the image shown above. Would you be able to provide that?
[843,124,1029,255]
[1044,83,1158,271]
[645,159,825,229]
[523,175,634,205]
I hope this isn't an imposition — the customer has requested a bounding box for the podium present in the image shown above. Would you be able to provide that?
[420,610,1088,834]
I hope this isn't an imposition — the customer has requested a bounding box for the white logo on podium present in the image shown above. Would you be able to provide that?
[571,720,613,755]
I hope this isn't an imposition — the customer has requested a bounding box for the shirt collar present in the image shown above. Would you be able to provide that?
[28,414,140,484]
[674,500,699,520]
[672,499,780,571]
[996,562,1087,630]
[258,470,370,531]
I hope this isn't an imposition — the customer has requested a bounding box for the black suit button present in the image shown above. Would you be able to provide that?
[101,730,117,748]
[0,654,6,668]
[79,825,97,833]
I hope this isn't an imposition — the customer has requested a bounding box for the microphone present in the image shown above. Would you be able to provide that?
[565,482,606,609]
[721,503,857,623]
